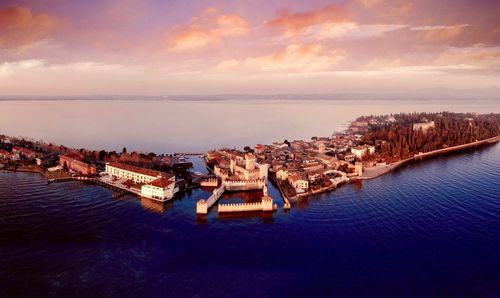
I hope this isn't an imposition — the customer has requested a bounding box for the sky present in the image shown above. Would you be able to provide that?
[0,0,499,97]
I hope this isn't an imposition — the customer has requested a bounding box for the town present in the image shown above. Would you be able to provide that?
[1,112,499,216]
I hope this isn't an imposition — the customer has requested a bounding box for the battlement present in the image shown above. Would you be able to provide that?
[201,178,218,187]
[218,197,276,213]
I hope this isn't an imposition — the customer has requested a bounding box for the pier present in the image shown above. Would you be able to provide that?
[46,175,140,198]
[196,184,225,214]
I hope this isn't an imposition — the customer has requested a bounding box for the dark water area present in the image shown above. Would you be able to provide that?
[1,144,499,297]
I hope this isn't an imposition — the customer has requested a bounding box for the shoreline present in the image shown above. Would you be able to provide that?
[355,135,500,180]
[272,135,499,202]
[2,135,499,205]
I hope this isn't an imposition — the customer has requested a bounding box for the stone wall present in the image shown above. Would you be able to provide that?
[218,197,276,213]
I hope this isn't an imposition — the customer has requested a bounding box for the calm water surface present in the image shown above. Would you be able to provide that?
[1,99,498,152]
[1,144,499,297]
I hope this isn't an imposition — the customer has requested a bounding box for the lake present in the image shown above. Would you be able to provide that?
[1,98,498,152]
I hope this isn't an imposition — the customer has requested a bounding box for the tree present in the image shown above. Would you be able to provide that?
[98,150,106,161]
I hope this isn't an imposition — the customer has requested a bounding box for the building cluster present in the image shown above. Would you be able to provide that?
[0,146,36,161]
[224,117,384,198]
[207,150,269,182]
[247,135,367,197]
[105,162,178,201]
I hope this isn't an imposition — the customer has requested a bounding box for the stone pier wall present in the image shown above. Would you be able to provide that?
[218,197,276,213]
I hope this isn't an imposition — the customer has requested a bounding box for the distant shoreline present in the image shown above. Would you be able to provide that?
[1,96,499,102]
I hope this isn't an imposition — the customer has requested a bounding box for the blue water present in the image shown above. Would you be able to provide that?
[1,144,499,297]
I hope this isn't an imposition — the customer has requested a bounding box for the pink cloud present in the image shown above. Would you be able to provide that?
[266,4,350,37]
[215,43,346,73]
[412,25,469,43]
[170,9,250,51]
[0,6,58,50]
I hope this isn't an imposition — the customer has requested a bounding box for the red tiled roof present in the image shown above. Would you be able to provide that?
[148,177,175,188]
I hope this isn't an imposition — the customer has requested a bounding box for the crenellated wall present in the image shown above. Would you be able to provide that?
[201,178,218,187]
[218,197,276,213]
[223,179,265,191]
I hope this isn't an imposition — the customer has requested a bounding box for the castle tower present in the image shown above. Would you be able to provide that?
[355,162,363,176]
[258,163,269,180]
[245,153,256,170]
[230,158,235,175]
[261,196,274,211]
[318,142,326,154]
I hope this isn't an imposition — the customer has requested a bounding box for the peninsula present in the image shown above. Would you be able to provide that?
[1,112,499,212]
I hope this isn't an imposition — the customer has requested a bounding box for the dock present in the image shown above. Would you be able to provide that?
[47,176,140,198]
[196,184,225,214]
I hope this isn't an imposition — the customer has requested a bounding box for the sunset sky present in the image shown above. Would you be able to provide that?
[1,0,499,96]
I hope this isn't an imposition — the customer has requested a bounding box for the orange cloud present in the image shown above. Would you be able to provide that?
[0,6,58,49]
[215,43,346,73]
[266,5,350,36]
[170,9,249,51]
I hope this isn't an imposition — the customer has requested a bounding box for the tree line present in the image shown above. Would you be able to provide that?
[361,112,500,162]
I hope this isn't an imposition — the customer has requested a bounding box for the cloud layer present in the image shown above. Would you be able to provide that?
[0,0,498,96]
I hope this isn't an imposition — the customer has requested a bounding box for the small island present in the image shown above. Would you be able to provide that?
[1,112,499,215]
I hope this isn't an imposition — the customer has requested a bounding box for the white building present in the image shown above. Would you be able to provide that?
[413,121,435,133]
[288,173,309,191]
[350,145,375,159]
[106,162,164,184]
[351,147,367,159]
[105,162,177,201]
[141,176,177,202]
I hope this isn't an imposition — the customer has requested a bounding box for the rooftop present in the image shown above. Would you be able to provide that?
[107,162,166,178]
[148,177,175,188]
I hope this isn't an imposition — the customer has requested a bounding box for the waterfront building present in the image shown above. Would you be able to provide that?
[140,176,177,202]
[105,162,177,201]
[12,146,36,159]
[288,173,309,191]
[36,153,59,167]
[105,162,165,184]
[59,155,96,175]
[0,150,15,160]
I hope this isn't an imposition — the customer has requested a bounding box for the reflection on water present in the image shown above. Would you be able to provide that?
[0,144,499,297]
[353,180,363,190]
[220,190,264,203]
[217,210,275,222]
[140,197,173,214]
